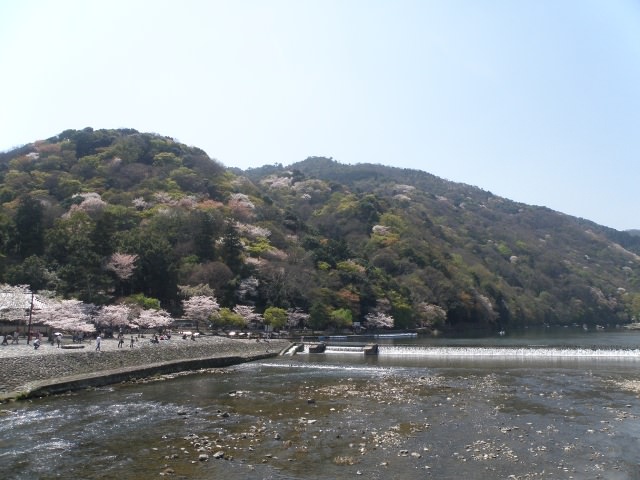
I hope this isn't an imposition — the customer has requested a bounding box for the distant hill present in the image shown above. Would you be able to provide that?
[2,128,640,332]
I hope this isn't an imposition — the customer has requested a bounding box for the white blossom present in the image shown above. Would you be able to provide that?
[234,222,271,239]
[286,308,310,329]
[34,299,95,333]
[229,193,255,210]
[132,308,173,330]
[105,252,138,280]
[365,312,394,329]
[182,295,220,330]
[418,303,447,326]
[394,184,415,193]
[261,175,292,189]
[95,304,133,330]
[72,192,108,214]
[372,225,392,235]
[236,277,259,301]
[132,197,149,210]
[393,194,411,202]
[0,285,50,322]
[233,305,263,327]
[154,192,175,204]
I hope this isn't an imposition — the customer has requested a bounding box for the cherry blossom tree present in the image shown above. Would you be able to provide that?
[236,277,259,302]
[105,253,138,281]
[365,312,395,329]
[286,308,310,329]
[0,284,53,341]
[417,302,447,328]
[233,305,263,328]
[34,299,95,334]
[182,295,220,331]
[94,304,133,331]
[228,193,255,220]
[0,284,32,322]
[234,222,271,240]
[132,308,173,331]
[105,253,138,297]
[71,192,108,215]
[132,197,149,210]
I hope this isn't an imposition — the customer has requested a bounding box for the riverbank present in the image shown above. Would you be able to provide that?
[0,335,290,402]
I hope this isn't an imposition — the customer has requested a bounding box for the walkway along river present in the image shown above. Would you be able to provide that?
[0,335,290,401]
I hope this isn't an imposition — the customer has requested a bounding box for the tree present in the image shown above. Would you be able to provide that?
[105,253,138,281]
[309,302,330,330]
[12,195,45,259]
[236,276,259,303]
[219,221,244,273]
[178,283,216,298]
[233,304,263,328]
[329,308,353,329]
[94,304,133,331]
[123,293,161,310]
[191,210,219,261]
[214,308,245,329]
[132,308,173,331]
[105,252,138,296]
[286,308,310,329]
[182,295,220,331]
[364,312,394,329]
[0,284,33,324]
[263,306,287,330]
[417,302,447,328]
[44,211,107,303]
[124,231,179,307]
[6,255,58,291]
[34,298,95,334]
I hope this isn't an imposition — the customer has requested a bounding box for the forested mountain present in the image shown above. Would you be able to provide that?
[2,128,640,332]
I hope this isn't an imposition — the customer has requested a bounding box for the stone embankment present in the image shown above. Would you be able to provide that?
[0,335,290,402]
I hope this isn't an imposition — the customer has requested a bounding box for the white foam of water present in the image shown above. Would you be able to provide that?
[325,345,367,353]
[378,345,640,358]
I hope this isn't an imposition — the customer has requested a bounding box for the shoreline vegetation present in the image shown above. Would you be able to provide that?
[0,336,291,403]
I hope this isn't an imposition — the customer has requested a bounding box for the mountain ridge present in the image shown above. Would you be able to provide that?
[1,127,639,332]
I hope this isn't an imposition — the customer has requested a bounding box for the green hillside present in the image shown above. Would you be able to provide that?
[2,128,639,332]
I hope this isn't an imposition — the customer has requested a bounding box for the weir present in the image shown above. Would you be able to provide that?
[295,343,640,359]
[298,343,380,355]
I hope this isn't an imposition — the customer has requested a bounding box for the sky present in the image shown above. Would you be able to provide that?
[1,1,639,231]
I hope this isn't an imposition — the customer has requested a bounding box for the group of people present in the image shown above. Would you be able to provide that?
[95,332,137,351]
[1,330,180,351]
[114,332,136,348]
[1,332,21,346]
[1,331,47,350]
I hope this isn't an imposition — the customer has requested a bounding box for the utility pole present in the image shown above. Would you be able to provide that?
[27,291,34,345]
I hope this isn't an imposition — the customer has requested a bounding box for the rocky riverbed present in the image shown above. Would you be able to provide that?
[0,335,290,401]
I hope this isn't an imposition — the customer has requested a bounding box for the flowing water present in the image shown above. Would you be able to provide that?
[2,327,640,479]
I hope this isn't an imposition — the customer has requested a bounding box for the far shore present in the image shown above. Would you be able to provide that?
[0,335,291,403]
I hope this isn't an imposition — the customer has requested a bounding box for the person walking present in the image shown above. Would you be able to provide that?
[95,334,101,351]
[129,336,134,348]
[117,334,124,348]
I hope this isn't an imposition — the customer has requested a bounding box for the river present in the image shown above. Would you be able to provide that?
[2,326,640,479]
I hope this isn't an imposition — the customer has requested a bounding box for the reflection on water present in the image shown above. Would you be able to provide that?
[2,328,640,479]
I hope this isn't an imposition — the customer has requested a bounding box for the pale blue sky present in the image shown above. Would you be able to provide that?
[1,1,639,230]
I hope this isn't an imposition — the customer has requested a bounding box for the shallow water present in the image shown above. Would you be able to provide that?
[2,327,640,479]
